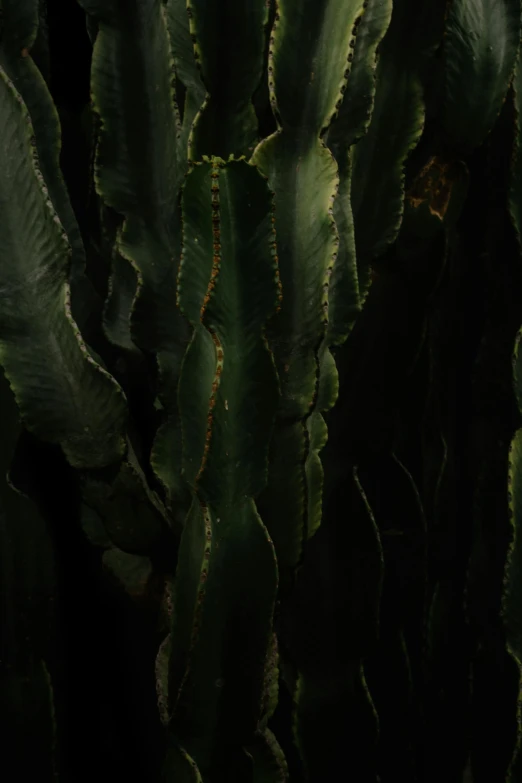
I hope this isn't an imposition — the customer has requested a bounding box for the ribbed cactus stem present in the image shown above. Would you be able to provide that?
[165,158,280,777]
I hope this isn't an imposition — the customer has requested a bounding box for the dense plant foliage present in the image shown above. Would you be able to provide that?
[3,1,522,781]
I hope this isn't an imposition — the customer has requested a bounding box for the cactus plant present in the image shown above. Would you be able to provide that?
[3,0,522,781]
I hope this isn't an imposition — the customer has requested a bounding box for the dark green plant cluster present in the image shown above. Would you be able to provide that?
[2,0,522,781]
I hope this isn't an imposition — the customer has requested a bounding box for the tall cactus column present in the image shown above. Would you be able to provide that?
[249,3,388,780]
[251,0,365,599]
[162,158,282,780]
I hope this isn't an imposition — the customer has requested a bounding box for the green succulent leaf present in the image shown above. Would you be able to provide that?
[103,246,140,355]
[443,0,522,152]
[177,159,280,507]
[303,344,338,541]
[80,0,186,354]
[325,0,393,333]
[326,150,361,345]
[251,136,338,420]
[252,0,365,412]
[350,0,426,276]
[305,411,328,541]
[187,0,269,159]
[81,440,172,554]
[165,0,206,161]
[151,411,191,525]
[269,0,366,136]
[251,0,365,599]
[328,0,393,153]
[168,498,278,775]
[0,66,126,468]
[81,0,194,508]
[0,0,100,334]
